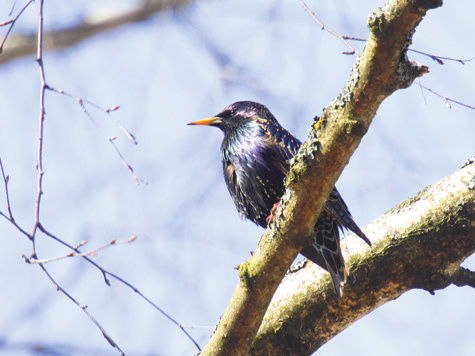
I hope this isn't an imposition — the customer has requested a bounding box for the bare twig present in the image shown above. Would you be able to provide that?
[1,2,199,352]
[0,0,34,53]
[75,98,142,183]
[298,0,475,111]
[7,1,17,17]
[297,0,359,55]
[453,267,475,288]
[180,324,214,330]
[416,81,475,110]
[33,0,47,243]
[36,224,202,351]
[0,156,13,220]
[409,49,475,65]
[30,2,124,354]
[38,262,125,355]
[0,157,32,238]
[49,87,136,144]
[23,236,138,264]
[298,0,475,65]
[47,86,144,184]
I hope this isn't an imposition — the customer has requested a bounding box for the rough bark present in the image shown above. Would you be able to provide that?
[250,160,475,355]
[200,0,443,355]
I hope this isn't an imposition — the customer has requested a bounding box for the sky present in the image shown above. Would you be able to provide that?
[0,0,474,355]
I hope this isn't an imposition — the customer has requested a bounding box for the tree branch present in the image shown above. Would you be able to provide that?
[200,0,441,355]
[0,0,194,64]
[250,160,475,355]
[453,267,475,289]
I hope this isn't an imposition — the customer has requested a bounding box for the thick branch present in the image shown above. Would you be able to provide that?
[0,0,193,64]
[200,0,442,355]
[251,160,475,355]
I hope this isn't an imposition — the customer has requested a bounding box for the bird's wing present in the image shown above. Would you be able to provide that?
[258,120,301,175]
[262,120,371,247]
[324,189,372,246]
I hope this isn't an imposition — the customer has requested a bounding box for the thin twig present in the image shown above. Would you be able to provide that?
[180,324,214,330]
[8,1,18,17]
[33,0,47,243]
[416,81,475,110]
[297,0,359,55]
[1,2,197,351]
[23,236,138,264]
[0,157,34,238]
[0,0,34,53]
[49,87,136,144]
[2,1,199,352]
[47,86,144,184]
[409,49,475,65]
[298,0,475,111]
[0,156,14,220]
[33,2,125,354]
[79,98,142,184]
[299,0,475,65]
[38,263,125,355]
[36,225,202,351]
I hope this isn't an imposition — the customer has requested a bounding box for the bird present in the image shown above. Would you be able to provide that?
[188,101,371,298]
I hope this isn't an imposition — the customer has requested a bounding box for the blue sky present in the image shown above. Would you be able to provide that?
[0,1,474,355]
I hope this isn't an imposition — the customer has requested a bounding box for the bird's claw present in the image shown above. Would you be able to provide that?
[266,202,279,225]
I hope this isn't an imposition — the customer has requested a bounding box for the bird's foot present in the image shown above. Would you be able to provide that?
[266,202,279,225]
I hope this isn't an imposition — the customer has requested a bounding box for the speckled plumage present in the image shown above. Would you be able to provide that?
[189,101,371,298]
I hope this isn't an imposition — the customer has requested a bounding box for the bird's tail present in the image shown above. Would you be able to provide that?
[320,245,354,299]
[301,211,354,299]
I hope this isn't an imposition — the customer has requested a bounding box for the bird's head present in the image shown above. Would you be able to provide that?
[187,101,277,138]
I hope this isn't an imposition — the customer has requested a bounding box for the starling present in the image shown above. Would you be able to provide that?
[188,101,371,298]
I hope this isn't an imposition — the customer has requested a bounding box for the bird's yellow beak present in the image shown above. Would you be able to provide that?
[187,117,222,126]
